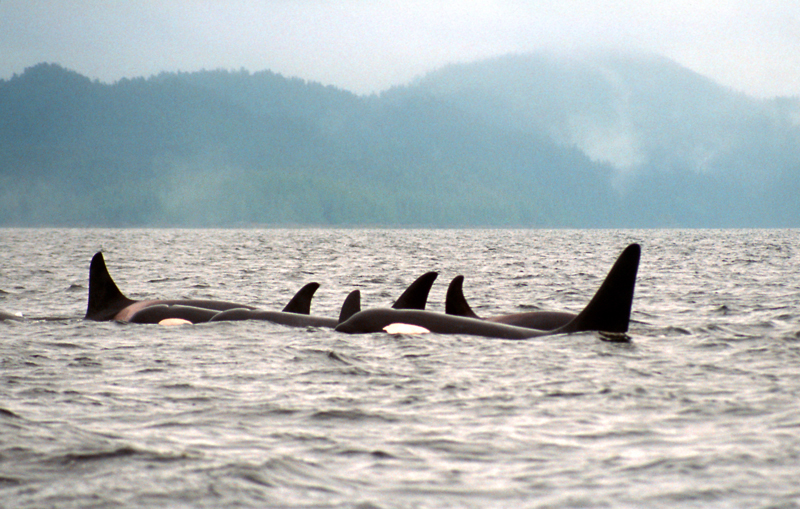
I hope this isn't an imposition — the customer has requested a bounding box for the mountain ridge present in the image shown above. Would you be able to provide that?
[2,53,798,227]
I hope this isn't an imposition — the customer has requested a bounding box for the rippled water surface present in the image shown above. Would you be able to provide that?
[1,228,799,508]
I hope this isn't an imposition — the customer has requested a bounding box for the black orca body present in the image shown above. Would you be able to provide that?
[336,244,640,339]
[336,308,559,338]
[126,304,224,324]
[446,276,577,331]
[209,289,362,327]
[208,271,436,327]
[208,308,338,328]
[85,252,323,325]
[84,253,432,328]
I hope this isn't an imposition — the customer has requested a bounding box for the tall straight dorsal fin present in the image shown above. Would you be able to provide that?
[557,243,640,335]
[282,282,320,314]
[85,252,136,321]
[338,290,361,324]
[392,272,438,310]
[445,275,481,319]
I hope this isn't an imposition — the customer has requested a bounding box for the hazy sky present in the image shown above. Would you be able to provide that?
[1,1,798,98]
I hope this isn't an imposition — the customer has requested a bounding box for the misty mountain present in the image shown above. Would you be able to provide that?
[1,55,798,227]
[404,53,800,225]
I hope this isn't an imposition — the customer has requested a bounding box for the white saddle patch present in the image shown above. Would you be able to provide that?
[383,323,430,334]
[158,318,193,326]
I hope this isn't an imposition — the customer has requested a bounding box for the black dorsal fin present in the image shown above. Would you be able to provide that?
[445,275,481,319]
[282,282,320,314]
[392,272,438,310]
[557,243,641,334]
[338,290,361,324]
[85,252,136,321]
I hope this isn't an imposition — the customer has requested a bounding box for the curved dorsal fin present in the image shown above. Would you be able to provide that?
[85,252,135,321]
[282,282,320,314]
[392,272,438,310]
[557,243,640,334]
[338,290,361,324]
[445,275,481,319]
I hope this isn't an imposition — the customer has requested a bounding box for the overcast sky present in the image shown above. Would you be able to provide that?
[1,1,798,98]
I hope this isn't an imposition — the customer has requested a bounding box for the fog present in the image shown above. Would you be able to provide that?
[2,0,799,98]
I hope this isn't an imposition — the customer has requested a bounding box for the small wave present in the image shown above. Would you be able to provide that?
[203,455,339,496]
[398,438,493,458]
[294,348,353,365]
[294,349,373,376]
[545,390,587,398]
[599,332,631,343]
[331,446,397,460]
[161,383,195,390]
[0,476,22,486]
[136,367,166,374]
[326,350,350,364]
[250,456,343,495]
[45,445,191,466]
[309,408,397,423]
[230,465,277,488]
[695,340,734,350]
[659,326,693,336]
[47,445,140,465]
[0,407,21,418]
[712,305,733,315]
[48,341,83,349]
[401,352,432,360]
[67,355,102,368]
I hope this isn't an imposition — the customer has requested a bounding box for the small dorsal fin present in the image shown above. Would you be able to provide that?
[85,252,136,321]
[282,282,320,314]
[338,290,361,323]
[392,272,438,310]
[445,275,481,319]
[557,243,640,334]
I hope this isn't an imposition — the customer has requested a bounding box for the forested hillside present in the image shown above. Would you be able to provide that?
[1,55,798,227]
[411,53,800,226]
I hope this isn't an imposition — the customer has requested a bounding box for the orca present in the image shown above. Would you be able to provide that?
[127,304,225,324]
[208,271,436,327]
[446,276,576,331]
[0,310,24,322]
[84,253,433,328]
[447,275,577,330]
[85,252,319,324]
[336,244,640,339]
[209,289,362,328]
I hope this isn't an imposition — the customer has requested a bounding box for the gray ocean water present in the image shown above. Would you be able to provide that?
[1,228,799,508]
